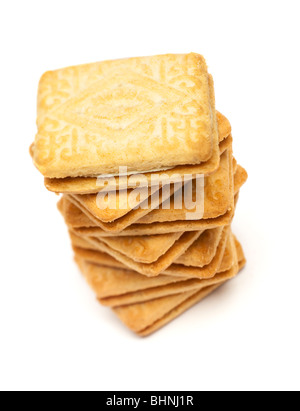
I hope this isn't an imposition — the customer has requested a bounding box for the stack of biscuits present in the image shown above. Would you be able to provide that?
[31,53,247,337]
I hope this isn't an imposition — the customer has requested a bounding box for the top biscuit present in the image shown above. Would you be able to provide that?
[33,53,216,178]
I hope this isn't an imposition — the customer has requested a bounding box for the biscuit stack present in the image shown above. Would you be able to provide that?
[31,53,247,336]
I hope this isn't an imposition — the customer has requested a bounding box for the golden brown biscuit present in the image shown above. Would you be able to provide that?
[176,227,223,267]
[73,206,234,237]
[99,232,184,264]
[112,237,242,336]
[65,183,181,233]
[72,245,125,268]
[33,53,218,178]
[75,258,184,300]
[72,226,229,279]
[136,148,233,223]
[70,232,100,251]
[57,159,241,231]
[163,225,229,278]
[83,231,203,277]
[114,289,202,335]
[71,227,223,270]
[137,243,245,337]
[74,231,241,307]
[43,112,231,195]
[136,285,222,337]
[66,164,247,236]
[71,226,229,276]
[72,186,160,223]
[60,146,233,234]
[100,239,237,307]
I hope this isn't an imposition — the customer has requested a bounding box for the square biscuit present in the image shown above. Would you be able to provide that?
[137,147,234,224]
[43,111,230,194]
[71,226,229,278]
[83,231,203,277]
[58,146,233,235]
[61,164,247,237]
[110,236,243,336]
[74,232,243,307]
[33,53,217,178]
[98,233,241,307]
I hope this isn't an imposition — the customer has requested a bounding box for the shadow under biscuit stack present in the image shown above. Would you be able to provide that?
[31,53,247,337]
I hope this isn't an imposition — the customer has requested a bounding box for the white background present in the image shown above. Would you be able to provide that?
[0,0,299,391]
